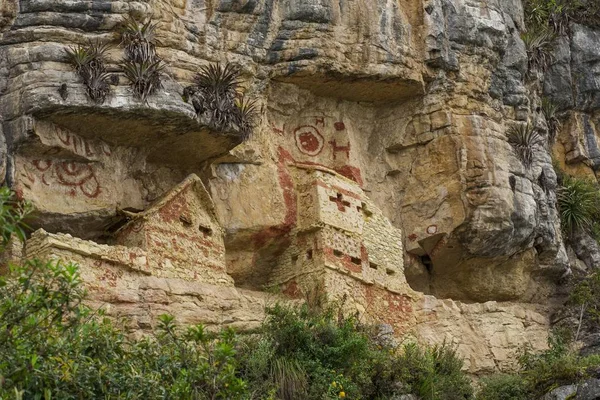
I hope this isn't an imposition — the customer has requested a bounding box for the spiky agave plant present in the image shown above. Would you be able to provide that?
[81,68,111,103]
[119,14,164,102]
[185,63,240,128]
[542,97,560,144]
[120,14,159,63]
[234,95,258,140]
[122,59,165,102]
[507,123,541,167]
[64,40,112,103]
[522,29,555,75]
[558,175,600,235]
[65,44,93,72]
[194,63,240,96]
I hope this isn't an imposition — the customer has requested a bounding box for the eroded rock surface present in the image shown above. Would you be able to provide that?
[2,0,600,374]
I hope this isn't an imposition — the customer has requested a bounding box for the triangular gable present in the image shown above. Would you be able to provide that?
[116,174,219,233]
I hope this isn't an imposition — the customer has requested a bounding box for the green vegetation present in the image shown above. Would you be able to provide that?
[119,15,165,102]
[541,97,560,143]
[477,374,528,400]
[240,304,472,400]
[557,175,600,237]
[477,334,600,399]
[65,40,112,103]
[524,0,600,36]
[184,62,257,140]
[569,270,600,343]
[0,187,31,250]
[522,30,555,74]
[507,123,541,167]
[0,263,473,400]
[522,0,600,77]
[0,260,245,400]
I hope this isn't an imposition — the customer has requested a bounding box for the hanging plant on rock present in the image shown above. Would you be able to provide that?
[65,40,112,103]
[119,14,165,102]
[183,62,258,140]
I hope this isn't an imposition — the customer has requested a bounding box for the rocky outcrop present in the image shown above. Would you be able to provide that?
[2,0,600,375]
[543,379,600,400]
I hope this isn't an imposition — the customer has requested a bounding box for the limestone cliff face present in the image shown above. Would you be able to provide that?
[1,0,599,375]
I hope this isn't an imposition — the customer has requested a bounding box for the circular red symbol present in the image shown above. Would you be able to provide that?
[294,126,324,156]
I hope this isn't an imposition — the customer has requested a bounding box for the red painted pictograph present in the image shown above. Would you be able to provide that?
[33,160,53,172]
[294,126,324,156]
[54,125,112,158]
[270,122,285,136]
[30,159,101,198]
[334,121,346,131]
[56,162,101,198]
[329,140,351,160]
[315,117,325,127]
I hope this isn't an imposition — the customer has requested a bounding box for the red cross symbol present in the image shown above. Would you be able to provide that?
[329,193,351,212]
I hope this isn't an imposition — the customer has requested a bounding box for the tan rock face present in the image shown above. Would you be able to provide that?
[0,0,584,374]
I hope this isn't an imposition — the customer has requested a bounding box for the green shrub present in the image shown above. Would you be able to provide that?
[239,304,389,399]
[557,175,600,236]
[477,374,528,400]
[0,186,31,249]
[0,260,246,399]
[396,342,474,400]
[478,334,600,399]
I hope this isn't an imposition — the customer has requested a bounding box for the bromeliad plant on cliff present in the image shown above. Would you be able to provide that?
[557,175,600,238]
[507,123,541,167]
[119,14,165,102]
[183,62,258,140]
[521,0,600,76]
[65,40,112,103]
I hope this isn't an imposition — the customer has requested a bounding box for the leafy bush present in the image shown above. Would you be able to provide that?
[477,374,528,400]
[184,62,257,140]
[0,260,246,399]
[524,0,600,34]
[507,123,541,167]
[0,187,31,249]
[557,175,600,236]
[519,334,600,396]
[571,272,600,327]
[65,40,112,103]
[239,304,473,400]
[395,342,473,400]
[119,14,165,101]
[477,334,600,399]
